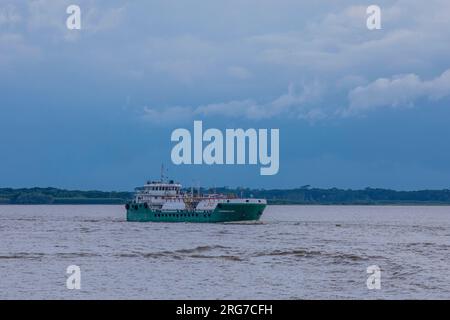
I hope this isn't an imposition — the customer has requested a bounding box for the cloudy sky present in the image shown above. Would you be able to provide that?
[1,0,450,190]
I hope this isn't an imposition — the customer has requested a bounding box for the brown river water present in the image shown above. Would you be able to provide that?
[0,205,449,299]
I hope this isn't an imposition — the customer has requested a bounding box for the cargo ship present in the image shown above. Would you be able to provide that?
[126,178,266,223]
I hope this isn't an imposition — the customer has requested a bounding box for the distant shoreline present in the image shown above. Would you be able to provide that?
[2,203,450,206]
[1,186,450,205]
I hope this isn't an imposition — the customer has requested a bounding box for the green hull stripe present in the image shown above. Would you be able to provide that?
[126,203,266,223]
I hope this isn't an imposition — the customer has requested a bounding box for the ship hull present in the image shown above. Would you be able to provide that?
[126,202,266,223]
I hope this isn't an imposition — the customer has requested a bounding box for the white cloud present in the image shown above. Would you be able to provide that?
[142,83,325,124]
[429,69,450,99]
[196,82,324,120]
[346,69,450,115]
[144,68,450,124]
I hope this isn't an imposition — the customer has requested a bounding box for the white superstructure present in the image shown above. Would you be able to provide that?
[133,180,266,212]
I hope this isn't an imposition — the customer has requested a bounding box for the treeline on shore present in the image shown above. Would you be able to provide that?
[1,186,450,205]
[230,186,450,205]
[0,188,131,205]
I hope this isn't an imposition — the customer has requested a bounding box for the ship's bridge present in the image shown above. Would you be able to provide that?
[141,180,182,197]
